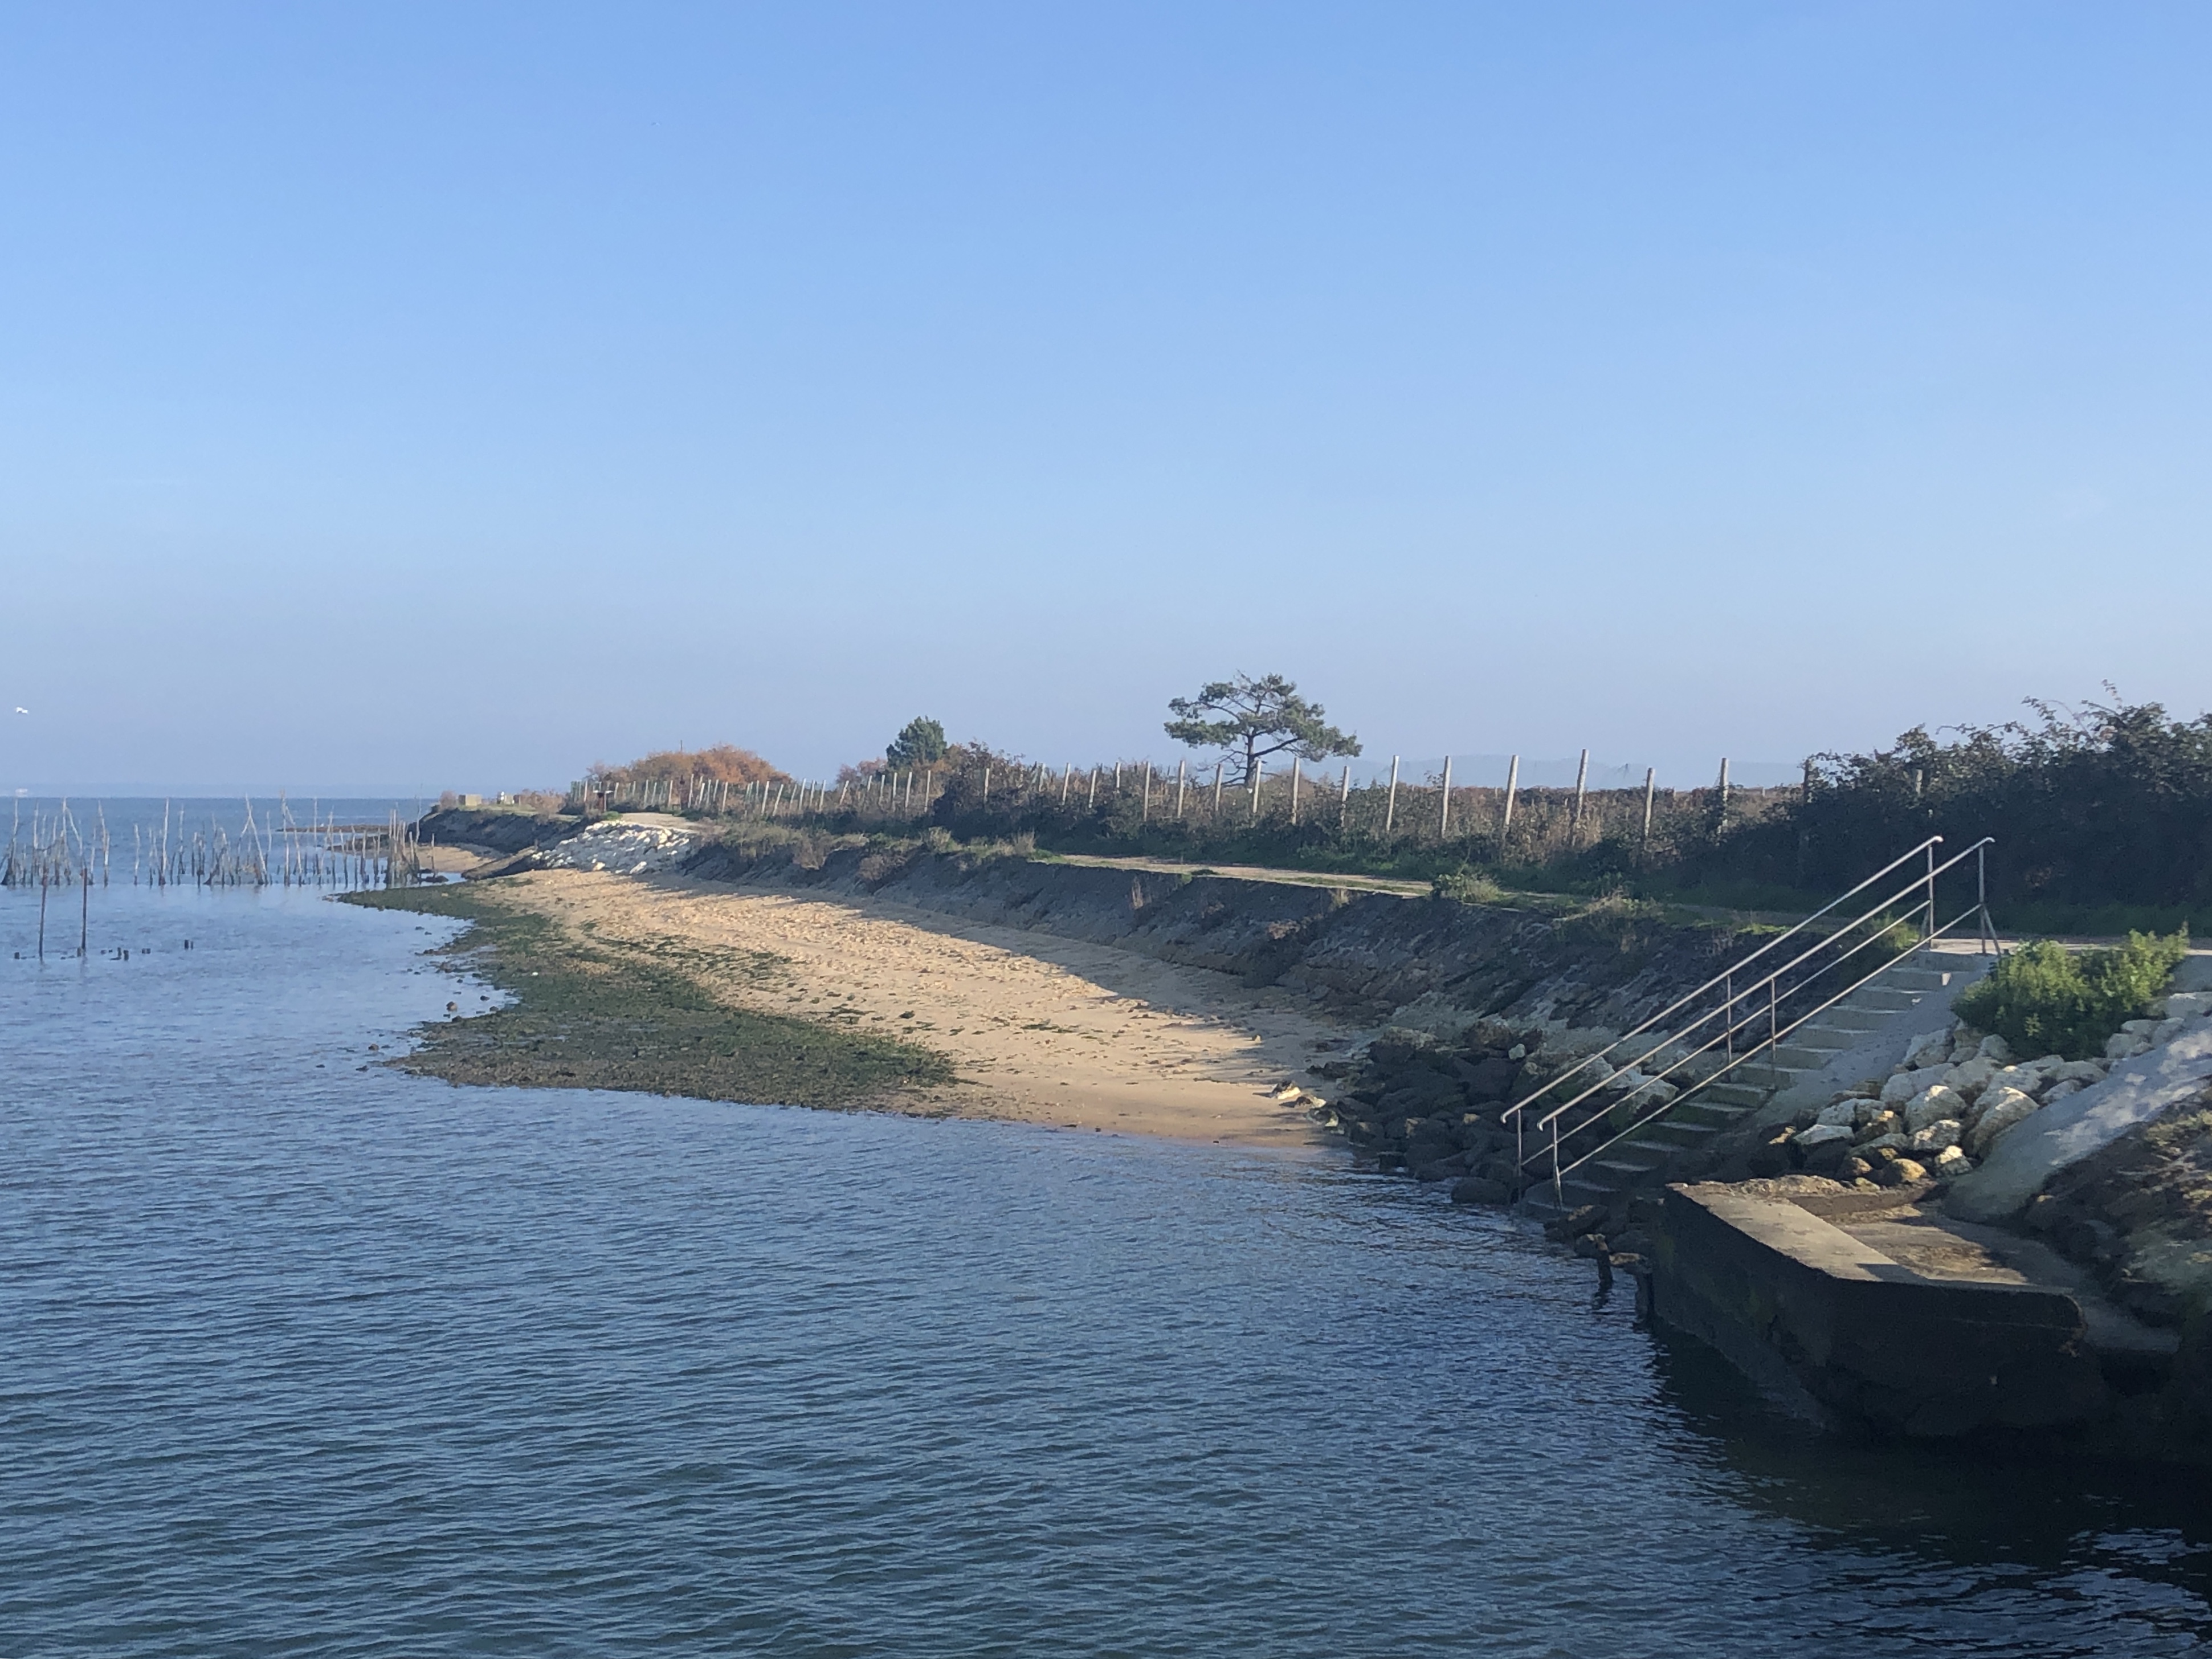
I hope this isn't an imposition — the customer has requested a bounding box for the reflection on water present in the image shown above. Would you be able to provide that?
[2,884,2208,1657]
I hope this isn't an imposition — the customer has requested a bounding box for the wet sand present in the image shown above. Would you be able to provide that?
[484,869,1353,1148]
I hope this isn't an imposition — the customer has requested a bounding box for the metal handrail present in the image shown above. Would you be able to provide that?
[1530,836,1991,1137]
[1507,837,1995,1196]
[1498,835,1946,1135]
[1536,894,1993,1189]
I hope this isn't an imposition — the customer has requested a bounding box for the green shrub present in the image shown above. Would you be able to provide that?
[1433,865,1503,905]
[1952,929,2189,1059]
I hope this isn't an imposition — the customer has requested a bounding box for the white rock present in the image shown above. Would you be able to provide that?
[1931,1144,1970,1176]
[1977,1034,2015,1063]
[1794,1123,1855,1150]
[1909,1119,1964,1153]
[1904,1085,1964,1132]
[1854,1111,1900,1144]
[1944,1057,1998,1099]
[1882,1066,1951,1106]
[1816,1100,1859,1127]
[1903,1029,1952,1069]
[1855,1099,1893,1127]
[1984,1066,2047,1103]
[1967,1088,2040,1155]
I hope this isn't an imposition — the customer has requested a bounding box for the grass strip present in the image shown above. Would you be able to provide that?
[344,883,956,1108]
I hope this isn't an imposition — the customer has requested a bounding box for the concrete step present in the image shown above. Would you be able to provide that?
[1815,1010,1894,1033]
[1699,1081,1771,1108]
[1515,947,1995,1220]
[1788,1029,1861,1053]
[1671,1097,1760,1130]
[1770,1044,1839,1070]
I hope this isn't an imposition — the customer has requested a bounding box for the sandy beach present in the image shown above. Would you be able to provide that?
[473,869,1355,1148]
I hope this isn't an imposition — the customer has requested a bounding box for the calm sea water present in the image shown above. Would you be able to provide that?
[6,881,2212,1657]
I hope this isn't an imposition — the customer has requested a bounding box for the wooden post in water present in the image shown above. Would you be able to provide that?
[1383,756,1399,837]
[1499,755,1520,854]
[1438,756,1452,838]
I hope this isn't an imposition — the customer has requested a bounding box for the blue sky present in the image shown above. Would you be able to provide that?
[3,3,2207,793]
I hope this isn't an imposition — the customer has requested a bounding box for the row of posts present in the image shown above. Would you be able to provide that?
[574,752,1751,848]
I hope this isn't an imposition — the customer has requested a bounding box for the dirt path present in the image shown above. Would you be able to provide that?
[1043,851,1433,897]
[489,869,1356,1149]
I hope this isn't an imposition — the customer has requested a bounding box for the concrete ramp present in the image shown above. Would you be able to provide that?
[1649,1182,2113,1437]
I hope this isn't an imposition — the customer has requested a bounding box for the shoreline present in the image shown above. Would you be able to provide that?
[351,868,1351,1150]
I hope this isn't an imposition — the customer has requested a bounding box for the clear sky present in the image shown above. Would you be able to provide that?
[3,3,2207,794]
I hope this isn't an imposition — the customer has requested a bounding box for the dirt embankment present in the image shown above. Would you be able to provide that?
[680,836,1765,1034]
[419,808,578,857]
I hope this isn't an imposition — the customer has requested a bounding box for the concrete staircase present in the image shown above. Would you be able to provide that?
[1529,950,1984,1217]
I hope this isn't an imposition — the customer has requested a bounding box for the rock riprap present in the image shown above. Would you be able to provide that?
[542,821,697,875]
[1745,990,2210,1200]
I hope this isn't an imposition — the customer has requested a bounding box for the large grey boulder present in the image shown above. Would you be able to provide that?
[1966,1086,2039,1155]
[1883,1066,1952,1107]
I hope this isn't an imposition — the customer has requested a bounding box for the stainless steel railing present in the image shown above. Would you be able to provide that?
[1501,836,1998,1202]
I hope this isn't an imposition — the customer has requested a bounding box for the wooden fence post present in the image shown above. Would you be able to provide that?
[1499,755,1519,854]
[1439,755,1452,838]
[1572,748,1589,838]
[1640,767,1656,851]
[1383,756,1399,836]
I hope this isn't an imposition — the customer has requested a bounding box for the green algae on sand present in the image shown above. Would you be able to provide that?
[345,884,957,1108]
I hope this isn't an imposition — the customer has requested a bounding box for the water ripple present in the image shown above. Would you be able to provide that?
[5,888,2212,1656]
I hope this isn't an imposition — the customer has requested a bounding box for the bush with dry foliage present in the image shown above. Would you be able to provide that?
[594,745,787,787]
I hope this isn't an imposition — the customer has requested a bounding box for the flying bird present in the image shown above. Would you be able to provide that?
[11,707,25,715]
